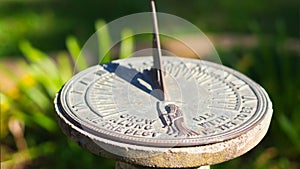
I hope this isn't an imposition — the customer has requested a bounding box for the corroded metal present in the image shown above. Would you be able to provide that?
[54,56,272,168]
[56,56,271,146]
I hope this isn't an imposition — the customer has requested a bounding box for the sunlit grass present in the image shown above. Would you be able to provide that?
[0,20,133,169]
[0,16,299,169]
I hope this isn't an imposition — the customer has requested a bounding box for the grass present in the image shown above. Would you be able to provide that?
[0,3,299,168]
[213,25,300,169]
[0,20,133,169]
[0,0,298,57]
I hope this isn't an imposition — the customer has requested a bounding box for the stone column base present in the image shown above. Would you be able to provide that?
[115,161,210,169]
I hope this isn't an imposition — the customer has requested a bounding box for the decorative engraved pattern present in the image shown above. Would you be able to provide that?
[157,102,199,137]
[57,56,270,147]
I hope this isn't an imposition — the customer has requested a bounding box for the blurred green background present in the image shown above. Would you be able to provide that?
[1,0,299,169]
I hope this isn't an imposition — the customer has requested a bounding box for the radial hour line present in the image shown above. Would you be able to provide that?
[151,0,168,100]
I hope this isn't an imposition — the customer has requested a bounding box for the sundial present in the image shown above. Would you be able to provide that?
[54,1,272,168]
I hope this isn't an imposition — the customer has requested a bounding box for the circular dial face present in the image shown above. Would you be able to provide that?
[57,56,270,147]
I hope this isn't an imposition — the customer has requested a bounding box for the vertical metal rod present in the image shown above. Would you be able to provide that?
[150,0,167,100]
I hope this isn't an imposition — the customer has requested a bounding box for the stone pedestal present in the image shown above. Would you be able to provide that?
[115,161,210,169]
[54,57,273,169]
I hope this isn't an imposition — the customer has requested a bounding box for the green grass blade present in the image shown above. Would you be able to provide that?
[57,52,72,82]
[19,61,58,97]
[21,85,50,110]
[66,36,88,71]
[19,40,63,86]
[31,112,58,132]
[19,40,48,61]
[120,28,134,59]
[277,113,300,151]
[95,20,111,64]
[19,40,59,76]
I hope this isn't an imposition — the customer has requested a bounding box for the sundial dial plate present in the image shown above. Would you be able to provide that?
[55,1,273,167]
[56,56,271,147]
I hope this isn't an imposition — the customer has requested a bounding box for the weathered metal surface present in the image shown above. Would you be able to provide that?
[54,56,273,168]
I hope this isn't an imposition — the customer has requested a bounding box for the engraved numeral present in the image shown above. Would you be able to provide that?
[230,79,246,89]
[94,70,106,76]
[70,90,83,95]
[79,80,88,86]
[198,74,211,85]
[240,106,253,114]
[241,95,257,103]
[72,102,87,111]
[86,116,102,124]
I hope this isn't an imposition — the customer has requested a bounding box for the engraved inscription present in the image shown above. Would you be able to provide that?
[102,114,159,137]
[59,56,268,147]
[192,115,238,135]
[233,106,254,121]
[197,115,230,128]
[217,121,237,131]
[193,112,215,122]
